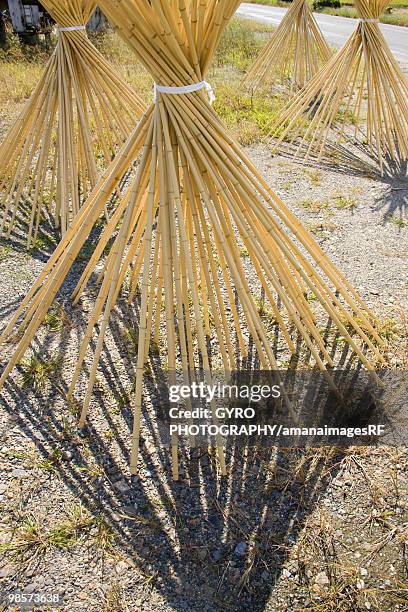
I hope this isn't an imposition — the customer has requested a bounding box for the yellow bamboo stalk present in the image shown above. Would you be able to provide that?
[0,0,384,480]
[270,0,408,170]
[0,0,146,246]
[243,0,331,91]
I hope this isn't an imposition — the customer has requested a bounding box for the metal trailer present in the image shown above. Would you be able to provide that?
[6,1,108,38]
[7,0,41,33]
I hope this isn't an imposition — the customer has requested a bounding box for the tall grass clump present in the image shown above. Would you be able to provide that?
[214,17,273,71]
[214,84,285,144]
[0,36,51,108]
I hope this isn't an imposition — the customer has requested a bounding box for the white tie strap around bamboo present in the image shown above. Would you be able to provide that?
[58,25,86,32]
[0,0,146,246]
[153,81,216,104]
[0,0,386,480]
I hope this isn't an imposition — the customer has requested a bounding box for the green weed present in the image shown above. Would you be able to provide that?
[333,194,357,210]
[43,304,69,332]
[389,215,408,229]
[21,354,61,390]
[0,244,12,262]
[299,198,330,212]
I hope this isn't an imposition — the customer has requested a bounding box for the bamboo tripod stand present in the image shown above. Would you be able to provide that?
[0,0,385,479]
[243,0,331,91]
[0,0,146,246]
[270,0,408,171]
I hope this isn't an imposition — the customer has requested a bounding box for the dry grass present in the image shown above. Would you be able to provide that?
[0,37,50,112]
[0,503,115,564]
[0,63,44,107]
[0,18,284,147]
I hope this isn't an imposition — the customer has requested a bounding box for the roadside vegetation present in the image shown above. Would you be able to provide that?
[245,0,408,26]
[0,18,286,146]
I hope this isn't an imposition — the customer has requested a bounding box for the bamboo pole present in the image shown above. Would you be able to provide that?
[243,0,331,91]
[0,0,385,479]
[269,0,408,171]
[0,0,146,246]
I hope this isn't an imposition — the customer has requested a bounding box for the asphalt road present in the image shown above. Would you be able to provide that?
[236,2,408,63]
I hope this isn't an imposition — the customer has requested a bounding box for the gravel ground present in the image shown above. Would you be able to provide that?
[251,144,408,314]
[0,131,407,612]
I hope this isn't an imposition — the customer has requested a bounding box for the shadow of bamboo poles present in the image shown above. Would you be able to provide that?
[0,0,146,248]
[270,136,407,220]
[269,0,408,174]
[0,338,364,611]
[242,0,332,93]
[1,337,398,609]
[272,131,408,180]
[0,251,397,608]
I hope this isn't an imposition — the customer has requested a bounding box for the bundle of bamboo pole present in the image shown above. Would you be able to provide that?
[0,0,146,246]
[0,0,385,478]
[270,0,408,171]
[243,0,331,91]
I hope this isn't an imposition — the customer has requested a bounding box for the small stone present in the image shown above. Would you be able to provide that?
[234,542,247,556]
[365,602,371,609]
[115,479,130,494]
[360,568,368,576]
[78,591,88,600]
[356,578,364,590]
[282,569,291,579]
[211,550,221,562]
[314,572,329,586]
[229,569,240,583]
[107,465,119,476]
[10,468,29,478]
[202,584,215,597]
[0,564,15,578]
[115,560,128,575]
[122,505,139,517]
